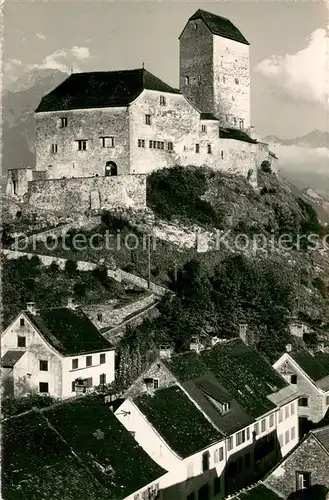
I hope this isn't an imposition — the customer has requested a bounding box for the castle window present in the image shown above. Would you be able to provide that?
[235,78,239,85]
[220,150,224,159]
[201,125,206,132]
[207,144,212,154]
[76,140,87,151]
[145,114,151,125]
[51,144,58,154]
[185,76,190,85]
[167,142,173,152]
[58,117,68,128]
[138,139,145,148]
[195,144,200,153]
[160,95,166,106]
[100,136,114,148]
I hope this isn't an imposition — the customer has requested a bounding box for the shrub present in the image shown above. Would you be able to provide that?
[260,160,272,173]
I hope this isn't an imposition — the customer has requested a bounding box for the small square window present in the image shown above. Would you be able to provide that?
[138,139,145,148]
[39,360,48,371]
[207,144,212,154]
[296,471,311,490]
[72,358,78,370]
[86,355,92,367]
[51,144,58,154]
[39,382,49,393]
[160,96,166,106]
[100,136,114,148]
[17,336,26,348]
[298,397,308,407]
[195,144,200,153]
[20,317,25,326]
[100,353,106,364]
[145,114,151,125]
[153,379,159,389]
[291,374,297,384]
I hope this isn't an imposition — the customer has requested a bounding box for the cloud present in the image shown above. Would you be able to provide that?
[36,33,46,40]
[3,58,23,85]
[29,46,92,73]
[256,27,328,104]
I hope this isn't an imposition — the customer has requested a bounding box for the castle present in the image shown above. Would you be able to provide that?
[6,9,277,216]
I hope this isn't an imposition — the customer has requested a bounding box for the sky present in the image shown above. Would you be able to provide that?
[3,0,329,139]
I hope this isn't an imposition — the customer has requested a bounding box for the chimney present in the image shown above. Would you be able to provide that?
[26,302,36,315]
[239,324,248,344]
[67,297,75,309]
[286,344,292,353]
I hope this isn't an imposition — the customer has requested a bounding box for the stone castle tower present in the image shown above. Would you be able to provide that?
[180,9,250,131]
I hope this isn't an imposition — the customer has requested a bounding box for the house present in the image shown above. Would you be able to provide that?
[2,394,167,500]
[1,301,115,399]
[264,424,329,499]
[6,9,277,214]
[273,346,329,427]
[115,339,299,499]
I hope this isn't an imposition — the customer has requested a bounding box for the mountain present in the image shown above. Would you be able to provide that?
[2,69,68,179]
[263,130,329,149]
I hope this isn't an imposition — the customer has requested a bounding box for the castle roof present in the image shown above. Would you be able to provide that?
[183,9,249,45]
[36,68,180,113]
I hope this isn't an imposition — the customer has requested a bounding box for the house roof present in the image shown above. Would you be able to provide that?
[36,68,180,112]
[290,348,329,384]
[1,350,25,368]
[313,425,329,453]
[163,339,287,421]
[25,307,113,356]
[219,127,258,144]
[2,395,165,500]
[200,112,219,121]
[186,9,249,45]
[134,385,223,458]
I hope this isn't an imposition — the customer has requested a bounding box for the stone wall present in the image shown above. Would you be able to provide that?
[27,174,147,215]
[180,17,214,114]
[265,433,329,497]
[35,107,130,177]
[213,35,250,129]
[6,167,34,197]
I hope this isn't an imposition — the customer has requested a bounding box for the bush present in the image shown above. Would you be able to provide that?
[260,160,272,173]
[2,394,57,418]
[64,259,78,276]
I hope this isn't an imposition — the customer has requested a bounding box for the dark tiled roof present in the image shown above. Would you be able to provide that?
[219,127,258,144]
[26,307,112,356]
[188,9,249,45]
[313,425,329,453]
[164,339,287,420]
[2,396,165,500]
[135,385,223,457]
[200,113,219,121]
[290,349,329,383]
[36,68,180,112]
[1,350,25,368]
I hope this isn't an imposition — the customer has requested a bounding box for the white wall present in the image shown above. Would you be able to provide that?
[1,313,62,397]
[61,349,115,399]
